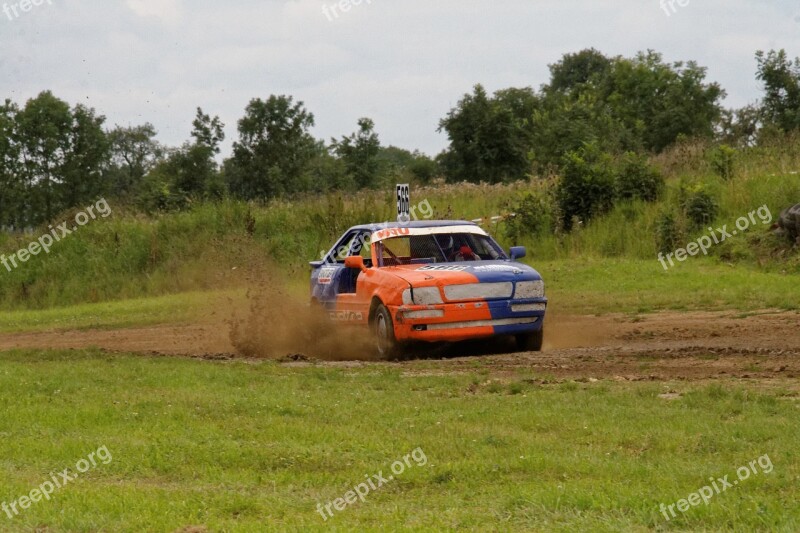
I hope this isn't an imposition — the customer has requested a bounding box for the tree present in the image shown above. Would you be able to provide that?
[534,49,725,164]
[0,100,21,229]
[331,118,381,189]
[107,123,163,197]
[717,104,762,147]
[171,108,225,198]
[14,91,73,224]
[756,49,800,132]
[302,140,350,193]
[375,146,438,185]
[13,91,108,225]
[60,104,110,209]
[545,48,612,94]
[605,51,725,152]
[226,95,316,200]
[531,90,633,169]
[438,85,539,183]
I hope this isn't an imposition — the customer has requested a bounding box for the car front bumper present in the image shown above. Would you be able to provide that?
[391,299,546,343]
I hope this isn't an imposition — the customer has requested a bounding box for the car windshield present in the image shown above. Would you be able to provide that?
[376,233,507,266]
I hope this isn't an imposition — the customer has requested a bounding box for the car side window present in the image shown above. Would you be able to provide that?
[351,231,372,261]
[331,232,358,263]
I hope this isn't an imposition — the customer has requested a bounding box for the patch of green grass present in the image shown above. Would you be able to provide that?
[537,257,800,314]
[0,350,797,531]
[0,291,232,334]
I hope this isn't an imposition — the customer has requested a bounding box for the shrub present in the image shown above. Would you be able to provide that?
[711,144,737,180]
[656,210,683,254]
[616,152,665,201]
[503,187,555,242]
[556,142,617,231]
[681,184,719,229]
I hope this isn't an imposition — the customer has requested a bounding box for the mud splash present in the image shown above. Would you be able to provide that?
[227,280,377,361]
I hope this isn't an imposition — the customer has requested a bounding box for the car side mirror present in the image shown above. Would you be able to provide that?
[344,256,367,272]
[509,246,527,261]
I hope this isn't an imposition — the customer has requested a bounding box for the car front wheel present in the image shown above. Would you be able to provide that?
[374,304,401,359]
[516,328,544,352]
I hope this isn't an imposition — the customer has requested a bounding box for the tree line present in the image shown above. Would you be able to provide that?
[1,48,799,229]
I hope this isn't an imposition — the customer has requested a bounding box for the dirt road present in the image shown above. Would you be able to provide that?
[1,310,798,382]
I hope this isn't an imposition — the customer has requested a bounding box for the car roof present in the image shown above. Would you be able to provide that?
[348,220,478,231]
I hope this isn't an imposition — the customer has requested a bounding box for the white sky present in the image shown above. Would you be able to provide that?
[1,0,799,156]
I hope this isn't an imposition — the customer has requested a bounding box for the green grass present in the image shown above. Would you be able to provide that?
[538,257,800,314]
[0,291,221,334]
[0,170,798,311]
[0,350,797,532]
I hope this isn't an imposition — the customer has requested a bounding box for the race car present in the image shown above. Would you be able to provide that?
[309,221,547,357]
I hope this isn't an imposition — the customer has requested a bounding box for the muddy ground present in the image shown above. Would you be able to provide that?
[1,309,798,383]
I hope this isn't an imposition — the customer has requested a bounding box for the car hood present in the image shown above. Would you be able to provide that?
[381,261,543,287]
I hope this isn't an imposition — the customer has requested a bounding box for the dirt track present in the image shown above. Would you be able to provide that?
[1,310,798,382]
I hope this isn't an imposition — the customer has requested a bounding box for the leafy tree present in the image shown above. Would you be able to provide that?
[331,118,381,189]
[545,48,612,94]
[756,49,800,132]
[14,91,108,225]
[406,152,439,183]
[537,50,724,159]
[602,51,725,152]
[14,91,73,223]
[0,100,21,229]
[108,123,164,197]
[441,51,724,179]
[172,108,225,198]
[60,104,110,209]
[531,90,633,169]
[377,146,438,184]
[301,140,350,193]
[226,95,316,200]
[716,104,761,147]
[438,85,539,183]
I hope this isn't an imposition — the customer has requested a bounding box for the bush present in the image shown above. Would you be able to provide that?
[711,144,737,180]
[616,152,664,201]
[556,142,617,231]
[503,187,554,242]
[656,210,683,254]
[681,184,719,229]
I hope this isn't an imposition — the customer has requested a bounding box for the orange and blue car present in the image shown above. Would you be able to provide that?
[310,221,546,357]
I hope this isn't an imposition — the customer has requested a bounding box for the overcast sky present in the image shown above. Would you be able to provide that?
[2,0,799,156]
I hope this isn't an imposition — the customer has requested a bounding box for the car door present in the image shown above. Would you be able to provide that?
[334,230,372,325]
[311,230,356,309]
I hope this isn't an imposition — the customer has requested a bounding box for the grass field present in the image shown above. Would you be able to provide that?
[1,166,798,311]
[1,150,799,531]
[0,349,797,532]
